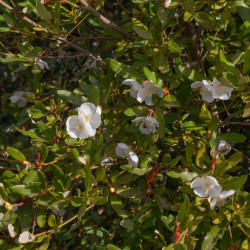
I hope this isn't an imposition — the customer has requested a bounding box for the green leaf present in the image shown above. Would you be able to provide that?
[120,165,151,176]
[178,65,206,81]
[77,191,87,218]
[48,214,56,227]
[124,106,148,117]
[37,207,46,228]
[243,48,250,75]
[57,90,87,106]
[222,175,247,190]
[3,14,14,27]
[89,196,108,205]
[71,197,83,207]
[209,131,219,148]
[17,204,32,232]
[161,214,175,232]
[95,166,106,182]
[167,170,197,182]
[106,244,121,250]
[177,195,190,230]
[2,170,20,186]
[235,0,250,21]
[50,164,65,183]
[36,0,52,21]
[116,187,145,199]
[7,147,26,162]
[132,0,153,4]
[155,52,169,74]
[10,184,39,197]
[143,67,157,84]
[106,59,143,81]
[201,220,228,250]
[242,102,250,118]
[183,0,194,12]
[84,164,93,191]
[160,94,181,108]
[154,107,166,138]
[40,144,48,162]
[193,12,217,29]
[154,193,171,210]
[95,135,103,159]
[219,133,246,143]
[208,117,219,132]
[16,127,47,142]
[167,40,182,54]
[88,85,99,106]
[36,121,54,141]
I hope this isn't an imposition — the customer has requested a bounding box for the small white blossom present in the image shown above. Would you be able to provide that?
[218,140,231,155]
[132,116,159,134]
[115,143,139,167]
[101,157,110,166]
[211,78,234,100]
[34,57,49,70]
[191,80,214,103]
[137,82,164,106]
[18,231,35,244]
[208,190,235,210]
[10,91,32,108]
[122,79,143,99]
[122,79,163,106]
[66,102,101,139]
[78,156,87,164]
[8,224,15,237]
[191,176,222,198]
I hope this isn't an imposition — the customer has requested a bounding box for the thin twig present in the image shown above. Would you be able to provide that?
[0,0,105,65]
[40,54,86,59]
[220,110,244,127]
[78,0,135,41]
[111,217,121,240]
[232,147,250,162]
[115,0,131,14]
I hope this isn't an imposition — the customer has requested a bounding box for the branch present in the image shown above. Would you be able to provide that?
[78,0,135,41]
[0,0,105,65]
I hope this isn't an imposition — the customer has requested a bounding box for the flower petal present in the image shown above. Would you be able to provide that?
[89,113,101,129]
[218,190,235,199]
[128,151,139,167]
[78,102,96,117]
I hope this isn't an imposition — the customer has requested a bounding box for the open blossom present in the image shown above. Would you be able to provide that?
[208,190,235,210]
[122,79,143,99]
[18,231,35,244]
[191,176,222,197]
[132,116,159,134]
[210,140,231,158]
[211,78,234,100]
[191,80,214,103]
[115,143,139,167]
[191,78,234,103]
[66,102,101,139]
[10,91,32,108]
[122,79,163,106]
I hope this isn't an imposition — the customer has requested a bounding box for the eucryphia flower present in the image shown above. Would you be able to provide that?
[115,143,139,167]
[132,116,159,134]
[66,102,101,139]
[191,176,222,197]
[122,79,163,106]
[191,80,214,103]
[208,190,235,210]
[191,78,234,103]
[210,140,231,158]
[34,57,49,70]
[211,78,234,100]
[18,231,35,244]
[10,91,32,108]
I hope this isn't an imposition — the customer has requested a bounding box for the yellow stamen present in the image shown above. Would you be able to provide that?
[76,124,82,130]
[84,115,90,122]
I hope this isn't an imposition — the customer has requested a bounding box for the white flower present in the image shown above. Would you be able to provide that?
[78,156,87,164]
[122,79,163,106]
[208,190,235,210]
[66,102,101,139]
[8,224,15,237]
[161,0,171,8]
[115,143,139,167]
[218,140,231,155]
[10,91,32,108]
[122,79,143,99]
[137,82,164,106]
[191,176,222,198]
[18,231,35,244]
[211,78,234,100]
[132,116,159,134]
[34,57,49,70]
[191,80,214,103]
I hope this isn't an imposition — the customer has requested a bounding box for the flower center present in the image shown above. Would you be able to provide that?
[76,124,82,130]
[84,115,90,122]
[205,183,211,194]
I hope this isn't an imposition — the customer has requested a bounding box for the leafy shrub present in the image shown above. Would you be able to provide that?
[0,0,249,249]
